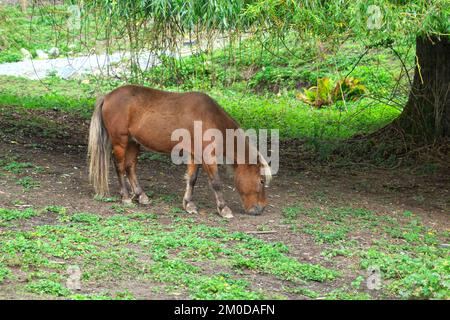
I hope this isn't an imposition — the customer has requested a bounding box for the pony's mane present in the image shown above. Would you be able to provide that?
[257,151,272,185]
[247,143,272,185]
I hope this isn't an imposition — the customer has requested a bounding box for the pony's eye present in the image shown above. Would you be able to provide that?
[260,179,264,184]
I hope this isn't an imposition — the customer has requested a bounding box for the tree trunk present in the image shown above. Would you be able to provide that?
[395,36,450,140]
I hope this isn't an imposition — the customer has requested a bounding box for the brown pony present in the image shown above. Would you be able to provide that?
[87,85,271,218]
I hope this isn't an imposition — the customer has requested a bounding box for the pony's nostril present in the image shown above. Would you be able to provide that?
[248,205,264,215]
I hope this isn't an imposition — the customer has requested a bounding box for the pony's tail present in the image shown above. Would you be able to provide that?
[88,97,111,197]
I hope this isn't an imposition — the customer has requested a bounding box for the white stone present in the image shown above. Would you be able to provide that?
[48,47,60,57]
[36,50,49,60]
[20,48,32,60]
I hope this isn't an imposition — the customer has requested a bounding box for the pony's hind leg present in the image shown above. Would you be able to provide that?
[203,163,233,219]
[183,162,200,214]
[112,144,132,205]
[125,141,149,205]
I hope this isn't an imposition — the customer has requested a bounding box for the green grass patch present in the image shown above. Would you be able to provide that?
[0,207,337,299]
[26,278,70,297]
[0,207,39,221]
[280,203,450,299]
[360,247,450,299]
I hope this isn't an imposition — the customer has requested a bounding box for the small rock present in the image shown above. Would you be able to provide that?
[66,265,82,291]
[36,49,49,59]
[48,47,60,57]
[20,48,32,60]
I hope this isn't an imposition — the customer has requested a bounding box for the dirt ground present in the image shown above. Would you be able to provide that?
[0,108,449,299]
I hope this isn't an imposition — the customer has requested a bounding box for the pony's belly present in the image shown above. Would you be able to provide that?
[130,131,177,154]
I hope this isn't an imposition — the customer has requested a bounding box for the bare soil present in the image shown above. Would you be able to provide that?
[0,108,448,299]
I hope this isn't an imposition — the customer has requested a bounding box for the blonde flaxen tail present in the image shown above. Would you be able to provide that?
[87,97,111,196]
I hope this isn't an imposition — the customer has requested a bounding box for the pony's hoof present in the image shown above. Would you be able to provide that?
[185,201,198,214]
[122,198,132,205]
[139,193,150,205]
[218,206,233,219]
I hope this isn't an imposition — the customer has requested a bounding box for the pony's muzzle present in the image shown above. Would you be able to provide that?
[247,204,265,216]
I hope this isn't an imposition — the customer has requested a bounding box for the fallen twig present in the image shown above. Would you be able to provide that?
[245,230,277,235]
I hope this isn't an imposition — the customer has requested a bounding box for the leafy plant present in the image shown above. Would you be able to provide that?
[0,208,39,221]
[360,248,450,299]
[26,279,70,297]
[297,77,334,108]
[0,262,10,283]
[297,77,367,108]
[16,177,40,190]
[334,77,368,102]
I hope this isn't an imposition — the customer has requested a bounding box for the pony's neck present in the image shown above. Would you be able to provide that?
[225,135,257,165]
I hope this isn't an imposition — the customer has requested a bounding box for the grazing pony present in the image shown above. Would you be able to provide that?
[88,85,271,218]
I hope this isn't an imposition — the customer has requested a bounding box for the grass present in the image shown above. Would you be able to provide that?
[280,203,450,299]
[0,157,43,191]
[0,208,40,221]
[0,206,339,299]
[1,202,446,299]
[16,176,40,190]
[0,74,400,141]
[0,76,94,116]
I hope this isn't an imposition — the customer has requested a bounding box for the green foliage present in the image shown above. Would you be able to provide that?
[26,279,70,297]
[325,288,371,300]
[94,195,120,203]
[0,207,338,299]
[190,274,264,300]
[231,236,338,282]
[297,77,367,108]
[280,203,450,300]
[0,76,94,116]
[16,177,40,190]
[285,287,320,299]
[70,213,100,225]
[44,206,67,215]
[2,161,34,174]
[282,206,302,220]
[304,223,350,244]
[360,248,449,299]
[334,77,368,102]
[0,262,10,284]
[0,157,43,174]
[0,208,39,221]
[245,0,449,42]
[0,5,90,63]
[0,75,400,142]
[297,77,333,108]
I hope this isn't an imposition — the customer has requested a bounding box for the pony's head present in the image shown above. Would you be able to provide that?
[234,153,272,215]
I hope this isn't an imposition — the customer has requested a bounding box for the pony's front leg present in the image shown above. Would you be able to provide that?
[183,162,200,214]
[203,163,233,219]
